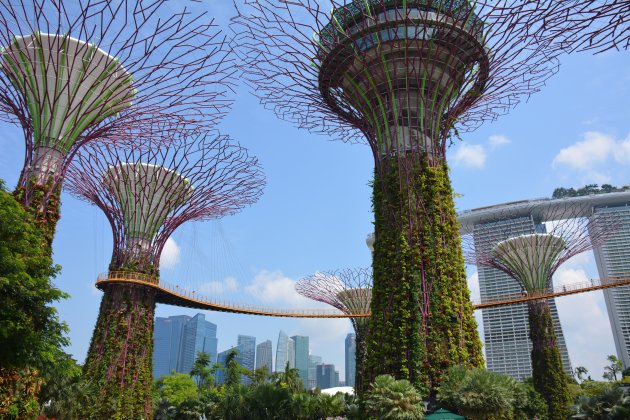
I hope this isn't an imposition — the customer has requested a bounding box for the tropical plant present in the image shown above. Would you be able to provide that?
[155,373,199,407]
[575,366,589,383]
[363,374,425,419]
[604,355,624,382]
[190,351,217,390]
[438,366,547,420]
[572,384,630,419]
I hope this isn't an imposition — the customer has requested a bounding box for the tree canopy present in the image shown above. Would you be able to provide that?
[552,184,630,199]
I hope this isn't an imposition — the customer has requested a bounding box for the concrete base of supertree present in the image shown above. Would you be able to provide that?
[367,155,483,396]
[529,299,571,419]
[83,282,156,419]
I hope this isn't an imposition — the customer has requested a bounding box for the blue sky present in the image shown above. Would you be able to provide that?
[1,1,629,382]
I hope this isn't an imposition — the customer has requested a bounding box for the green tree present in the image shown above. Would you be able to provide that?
[604,355,624,382]
[274,361,304,393]
[190,351,217,390]
[0,179,69,418]
[575,366,589,383]
[363,374,425,419]
[156,373,199,407]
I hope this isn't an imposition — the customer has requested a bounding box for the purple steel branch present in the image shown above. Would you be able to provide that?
[0,0,234,203]
[65,130,265,269]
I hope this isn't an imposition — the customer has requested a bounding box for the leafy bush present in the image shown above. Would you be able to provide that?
[363,374,425,419]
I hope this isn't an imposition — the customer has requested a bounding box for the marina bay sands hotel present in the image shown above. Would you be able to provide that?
[458,191,630,380]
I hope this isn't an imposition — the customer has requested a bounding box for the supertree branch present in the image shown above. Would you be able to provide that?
[543,1,629,53]
[1,0,235,230]
[232,0,561,154]
[65,129,265,274]
[296,267,372,394]
[461,201,619,292]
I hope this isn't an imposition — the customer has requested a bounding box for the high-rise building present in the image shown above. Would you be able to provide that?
[592,203,630,368]
[177,313,218,375]
[216,346,235,385]
[291,335,309,386]
[153,313,217,379]
[153,315,190,378]
[275,330,289,372]
[469,216,572,380]
[256,340,273,375]
[238,335,256,384]
[308,355,322,389]
[316,364,338,389]
[288,337,295,369]
[345,333,356,387]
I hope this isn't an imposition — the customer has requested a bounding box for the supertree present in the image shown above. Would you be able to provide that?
[296,268,372,394]
[232,0,563,393]
[460,201,618,418]
[0,0,233,246]
[544,1,629,53]
[64,130,264,418]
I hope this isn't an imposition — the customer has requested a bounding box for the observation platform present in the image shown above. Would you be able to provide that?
[458,191,630,234]
[96,272,630,316]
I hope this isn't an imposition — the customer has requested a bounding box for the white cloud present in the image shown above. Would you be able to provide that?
[552,132,616,170]
[467,272,480,301]
[200,276,239,295]
[453,143,487,169]
[160,237,181,269]
[245,270,317,308]
[612,134,630,163]
[488,135,511,149]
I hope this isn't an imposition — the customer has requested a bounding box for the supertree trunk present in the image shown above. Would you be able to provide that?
[83,282,156,419]
[528,299,571,420]
[13,180,61,249]
[368,155,483,395]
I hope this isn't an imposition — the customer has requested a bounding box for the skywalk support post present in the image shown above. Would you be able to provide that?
[233,0,565,395]
[0,0,233,246]
[65,132,264,418]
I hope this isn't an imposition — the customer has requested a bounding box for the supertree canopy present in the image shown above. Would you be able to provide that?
[296,268,372,393]
[0,0,233,244]
[232,0,562,392]
[461,201,618,418]
[64,131,264,418]
[544,1,629,52]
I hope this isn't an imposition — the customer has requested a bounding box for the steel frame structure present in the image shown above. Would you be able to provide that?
[0,0,234,241]
[64,130,264,418]
[232,0,564,392]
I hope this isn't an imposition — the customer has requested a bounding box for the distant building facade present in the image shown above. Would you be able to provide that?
[345,333,356,387]
[592,203,630,368]
[291,335,309,386]
[256,340,273,375]
[153,313,217,379]
[238,335,256,384]
[316,364,338,389]
[275,330,290,372]
[308,355,322,389]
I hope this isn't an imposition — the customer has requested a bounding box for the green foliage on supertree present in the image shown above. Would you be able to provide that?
[528,299,571,419]
[81,282,157,419]
[0,179,69,418]
[13,179,62,250]
[367,157,483,394]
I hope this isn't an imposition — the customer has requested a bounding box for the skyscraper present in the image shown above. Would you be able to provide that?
[291,335,309,386]
[153,315,190,378]
[238,335,256,384]
[316,364,338,389]
[275,330,289,372]
[153,313,218,379]
[345,333,356,388]
[256,340,273,375]
[177,313,218,375]
[288,338,295,369]
[592,203,630,368]
[308,355,322,389]
[470,216,572,380]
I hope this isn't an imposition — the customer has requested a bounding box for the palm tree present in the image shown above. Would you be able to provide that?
[604,355,624,382]
[223,349,242,387]
[275,361,303,393]
[575,366,589,383]
[190,351,216,390]
[364,374,425,419]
